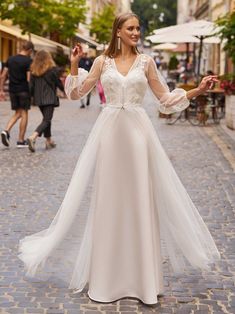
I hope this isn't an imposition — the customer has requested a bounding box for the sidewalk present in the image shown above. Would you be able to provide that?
[0,93,234,314]
[220,118,235,142]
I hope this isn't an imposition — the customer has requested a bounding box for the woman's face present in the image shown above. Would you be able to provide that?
[117,17,140,47]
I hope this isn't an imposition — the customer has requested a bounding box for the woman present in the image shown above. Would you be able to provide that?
[27,50,64,152]
[19,13,220,305]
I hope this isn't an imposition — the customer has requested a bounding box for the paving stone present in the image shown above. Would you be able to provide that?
[25,309,44,313]
[2,309,25,314]
[119,305,137,311]
[45,311,65,314]
[63,303,81,310]
[67,310,84,314]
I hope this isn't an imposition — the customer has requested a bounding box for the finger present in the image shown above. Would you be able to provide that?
[75,43,83,50]
[203,76,211,80]
[73,43,82,51]
[72,46,81,56]
[204,76,213,82]
[72,46,79,53]
[204,75,217,80]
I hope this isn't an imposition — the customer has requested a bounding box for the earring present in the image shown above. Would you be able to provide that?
[117,37,121,50]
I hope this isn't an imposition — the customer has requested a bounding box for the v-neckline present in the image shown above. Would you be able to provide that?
[112,54,141,78]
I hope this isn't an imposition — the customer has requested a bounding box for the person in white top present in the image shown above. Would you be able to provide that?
[19,13,220,305]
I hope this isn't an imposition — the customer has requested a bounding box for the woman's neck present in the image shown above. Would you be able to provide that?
[117,44,136,59]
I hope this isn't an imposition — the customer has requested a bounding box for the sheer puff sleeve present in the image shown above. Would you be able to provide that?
[146,56,190,114]
[65,55,105,100]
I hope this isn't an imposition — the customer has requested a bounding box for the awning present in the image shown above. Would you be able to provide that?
[31,33,70,54]
[75,32,102,49]
[0,23,70,54]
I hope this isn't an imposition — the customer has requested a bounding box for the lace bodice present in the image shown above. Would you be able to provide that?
[65,54,189,114]
[100,55,148,107]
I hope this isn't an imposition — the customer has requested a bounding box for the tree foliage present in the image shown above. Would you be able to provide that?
[89,4,116,44]
[0,0,87,42]
[216,11,235,68]
[131,0,176,36]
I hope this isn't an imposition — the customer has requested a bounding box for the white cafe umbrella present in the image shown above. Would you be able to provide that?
[147,33,200,43]
[147,33,220,44]
[150,20,221,78]
[153,20,220,37]
[153,43,178,50]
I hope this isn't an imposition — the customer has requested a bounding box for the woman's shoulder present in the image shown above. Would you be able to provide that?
[90,55,107,71]
[93,54,106,64]
[139,53,153,63]
[137,54,154,71]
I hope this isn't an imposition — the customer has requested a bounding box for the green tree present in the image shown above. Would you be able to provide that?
[89,4,116,44]
[131,0,177,36]
[0,0,87,43]
[47,0,87,42]
[216,11,235,68]
[168,55,179,70]
[0,0,49,39]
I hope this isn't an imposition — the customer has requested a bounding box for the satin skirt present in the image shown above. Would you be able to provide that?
[18,105,220,305]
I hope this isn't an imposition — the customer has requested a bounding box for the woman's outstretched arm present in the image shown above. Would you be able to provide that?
[146,56,218,114]
[65,44,104,100]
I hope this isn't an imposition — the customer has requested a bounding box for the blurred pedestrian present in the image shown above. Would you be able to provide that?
[78,52,93,108]
[27,50,64,153]
[0,60,5,74]
[0,41,34,148]
[154,55,161,69]
[160,62,168,80]
[177,59,186,83]
[0,60,6,101]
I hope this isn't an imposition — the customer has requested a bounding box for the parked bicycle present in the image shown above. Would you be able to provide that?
[166,92,225,126]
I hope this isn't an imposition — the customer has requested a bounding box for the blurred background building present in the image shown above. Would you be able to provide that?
[177,0,235,75]
[0,0,132,62]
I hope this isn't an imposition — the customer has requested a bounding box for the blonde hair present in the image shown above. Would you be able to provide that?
[31,50,56,76]
[104,13,139,58]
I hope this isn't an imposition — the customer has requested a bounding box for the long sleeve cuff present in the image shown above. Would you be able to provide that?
[158,88,190,114]
[65,68,89,100]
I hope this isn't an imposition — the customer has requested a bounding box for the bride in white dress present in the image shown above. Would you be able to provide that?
[19,13,220,305]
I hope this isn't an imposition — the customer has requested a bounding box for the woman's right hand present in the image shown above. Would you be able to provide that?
[70,43,83,64]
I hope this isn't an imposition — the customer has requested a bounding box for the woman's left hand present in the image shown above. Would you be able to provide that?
[198,75,219,92]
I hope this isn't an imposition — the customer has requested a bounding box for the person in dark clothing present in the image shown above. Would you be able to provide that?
[78,52,93,108]
[0,41,34,148]
[0,61,6,101]
[27,50,64,153]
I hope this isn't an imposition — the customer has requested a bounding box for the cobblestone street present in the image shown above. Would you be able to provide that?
[0,91,235,314]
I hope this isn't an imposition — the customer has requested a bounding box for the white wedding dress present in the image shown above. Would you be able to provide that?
[19,54,220,305]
